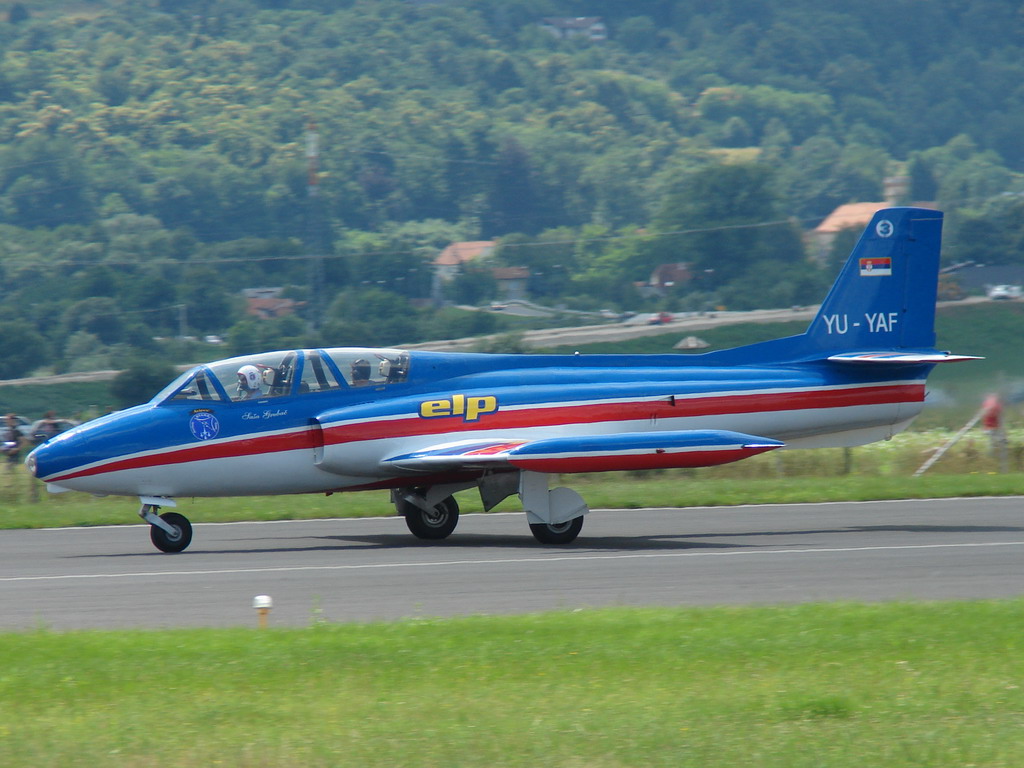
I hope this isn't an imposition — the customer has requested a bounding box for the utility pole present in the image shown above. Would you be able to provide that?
[306,119,324,332]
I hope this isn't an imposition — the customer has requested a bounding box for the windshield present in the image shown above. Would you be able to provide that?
[159,348,410,404]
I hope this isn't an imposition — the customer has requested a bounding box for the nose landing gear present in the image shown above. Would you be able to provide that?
[139,499,193,553]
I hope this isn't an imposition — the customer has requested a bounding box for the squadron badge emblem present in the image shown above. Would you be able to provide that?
[189,410,220,441]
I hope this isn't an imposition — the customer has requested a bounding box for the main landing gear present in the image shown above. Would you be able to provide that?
[394,489,461,540]
[139,498,193,553]
[519,473,588,545]
[529,516,585,545]
[393,471,590,545]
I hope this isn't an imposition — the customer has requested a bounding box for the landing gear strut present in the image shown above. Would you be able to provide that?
[139,500,192,553]
[519,471,589,545]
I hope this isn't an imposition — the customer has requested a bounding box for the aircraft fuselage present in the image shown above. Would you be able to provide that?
[32,356,924,498]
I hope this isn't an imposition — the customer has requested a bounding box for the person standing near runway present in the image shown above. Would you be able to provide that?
[1,413,23,472]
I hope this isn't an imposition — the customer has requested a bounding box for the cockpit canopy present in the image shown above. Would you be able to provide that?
[157,348,410,404]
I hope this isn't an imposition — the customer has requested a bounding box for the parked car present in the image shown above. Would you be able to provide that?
[2,414,78,446]
[646,311,674,325]
[987,284,1022,300]
[29,416,79,445]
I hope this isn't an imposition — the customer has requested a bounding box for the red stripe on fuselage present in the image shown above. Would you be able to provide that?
[322,383,924,446]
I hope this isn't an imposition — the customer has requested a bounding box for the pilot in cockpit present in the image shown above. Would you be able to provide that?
[351,359,371,386]
[236,364,263,400]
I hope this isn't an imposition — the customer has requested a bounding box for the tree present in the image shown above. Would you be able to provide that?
[0,320,45,378]
[61,297,124,345]
[111,360,178,408]
[0,137,95,228]
[445,262,497,305]
[321,287,418,347]
[616,16,659,53]
[647,162,795,288]
[496,229,576,298]
[779,134,884,220]
[8,3,28,24]
[344,233,433,300]
[226,314,306,357]
[483,137,544,237]
[178,266,240,333]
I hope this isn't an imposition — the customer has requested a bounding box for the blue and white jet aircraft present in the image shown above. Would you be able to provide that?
[28,207,976,552]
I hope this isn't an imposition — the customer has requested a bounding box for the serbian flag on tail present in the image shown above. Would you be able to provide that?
[859,256,891,276]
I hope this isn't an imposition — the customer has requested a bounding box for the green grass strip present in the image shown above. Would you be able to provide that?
[3,601,1024,767]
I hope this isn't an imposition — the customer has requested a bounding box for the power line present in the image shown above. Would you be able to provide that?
[0,216,815,271]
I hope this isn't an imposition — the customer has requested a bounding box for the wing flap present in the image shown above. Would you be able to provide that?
[381,430,782,475]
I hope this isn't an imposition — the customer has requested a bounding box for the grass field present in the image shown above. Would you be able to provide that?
[3,602,1024,767]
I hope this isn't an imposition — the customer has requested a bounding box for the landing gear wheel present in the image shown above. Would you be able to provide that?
[149,512,193,553]
[402,495,459,540]
[530,515,584,545]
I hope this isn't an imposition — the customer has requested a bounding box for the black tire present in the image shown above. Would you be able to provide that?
[529,515,584,545]
[402,495,459,540]
[149,512,193,553]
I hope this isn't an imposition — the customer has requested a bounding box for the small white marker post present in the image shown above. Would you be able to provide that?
[252,594,273,629]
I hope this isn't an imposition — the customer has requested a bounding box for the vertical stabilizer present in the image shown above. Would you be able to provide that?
[699,207,945,365]
[806,206,943,353]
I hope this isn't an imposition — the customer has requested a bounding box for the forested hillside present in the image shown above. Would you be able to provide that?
[1,0,1024,379]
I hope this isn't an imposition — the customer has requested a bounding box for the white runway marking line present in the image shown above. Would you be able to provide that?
[5,540,1024,583]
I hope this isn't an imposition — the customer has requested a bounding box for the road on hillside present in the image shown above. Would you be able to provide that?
[2,496,1023,630]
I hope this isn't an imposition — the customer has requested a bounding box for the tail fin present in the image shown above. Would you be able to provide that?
[701,207,948,365]
[805,206,942,353]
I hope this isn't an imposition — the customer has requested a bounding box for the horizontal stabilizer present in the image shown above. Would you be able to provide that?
[382,429,782,475]
[827,351,983,364]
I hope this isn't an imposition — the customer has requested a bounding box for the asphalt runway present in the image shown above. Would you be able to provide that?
[3,497,1024,631]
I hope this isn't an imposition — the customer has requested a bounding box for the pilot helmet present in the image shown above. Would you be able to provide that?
[352,359,370,379]
[237,364,261,391]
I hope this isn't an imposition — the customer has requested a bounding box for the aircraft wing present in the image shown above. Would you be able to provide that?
[381,429,782,474]
[827,351,982,364]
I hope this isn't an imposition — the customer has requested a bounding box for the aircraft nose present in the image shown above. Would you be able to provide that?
[25,434,72,484]
[24,447,38,477]
[25,441,51,480]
